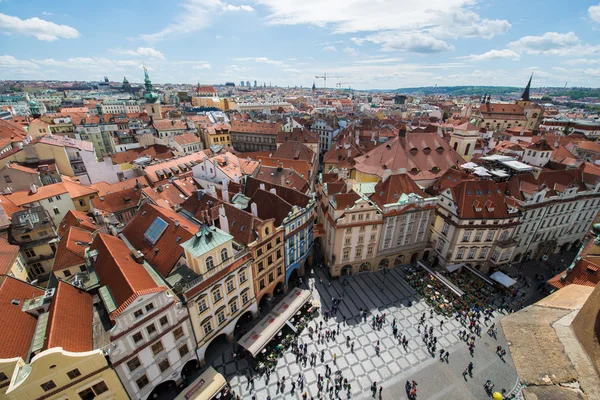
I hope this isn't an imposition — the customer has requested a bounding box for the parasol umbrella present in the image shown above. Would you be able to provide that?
[493,392,503,400]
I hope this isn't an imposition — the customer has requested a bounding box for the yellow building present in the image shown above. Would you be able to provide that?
[449,122,480,162]
[63,179,99,212]
[6,348,126,400]
[203,124,232,148]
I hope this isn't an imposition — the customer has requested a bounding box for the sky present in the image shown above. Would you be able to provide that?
[1,0,600,89]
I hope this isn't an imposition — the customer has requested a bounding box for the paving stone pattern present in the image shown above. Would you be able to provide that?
[211,265,531,400]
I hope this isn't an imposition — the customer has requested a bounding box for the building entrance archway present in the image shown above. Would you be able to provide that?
[146,380,177,400]
[359,262,371,273]
[341,265,352,276]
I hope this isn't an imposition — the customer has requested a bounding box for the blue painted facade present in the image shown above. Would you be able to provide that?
[284,199,316,284]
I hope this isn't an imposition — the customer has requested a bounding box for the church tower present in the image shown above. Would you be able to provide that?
[516,73,533,109]
[142,67,162,121]
[450,122,480,162]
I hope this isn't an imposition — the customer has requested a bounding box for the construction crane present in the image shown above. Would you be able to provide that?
[315,73,344,89]
[336,82,355,89]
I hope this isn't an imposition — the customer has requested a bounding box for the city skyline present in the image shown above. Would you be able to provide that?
[1,0,600,89]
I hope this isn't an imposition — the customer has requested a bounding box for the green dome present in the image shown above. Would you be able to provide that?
[29,99,37,107]
[145,91,159,103]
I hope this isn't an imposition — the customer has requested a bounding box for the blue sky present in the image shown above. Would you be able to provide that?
[1,0,600,89]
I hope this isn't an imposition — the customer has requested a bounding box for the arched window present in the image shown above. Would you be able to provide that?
[464,143,471,155]
[221,248,229,262]
[453,142,458,151]
[206,256,214,270]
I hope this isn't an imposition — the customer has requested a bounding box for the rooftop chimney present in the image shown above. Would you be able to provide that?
[250,202,258,217]
[30,184,38,194]
[218,205,229,233]
[382,168,393,183]
[270,188,277,195]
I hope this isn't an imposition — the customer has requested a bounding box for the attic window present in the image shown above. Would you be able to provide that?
[431,166,440,172]
[423,147,431,153]
[409,147,418,153]
[11,299,20,306]
[410,167,419,174]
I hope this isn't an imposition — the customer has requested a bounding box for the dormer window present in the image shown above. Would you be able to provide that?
[473,200,483,212]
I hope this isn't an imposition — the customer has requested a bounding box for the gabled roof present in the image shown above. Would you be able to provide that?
[91,233,164,317]
[0,277,44,358]
[449,180,511,219]
[143,153,206,184]
[272,141,315,163]
[277,127,319,144]
[370,174,426,209]
[547,256,600,290]
[0,194,20,219]
[44,281,93,352]
[91,176,149,197]
[527,139,553,151]
[173,133,201,146]
[230,121,282,135]
[181,224,233,258]
[121,203,196,277]
[57,210,98,237]
[245,176,310,209]
[141,184,188,211]
[52,227,93,271]
[62,179,99,199]
[91,186,141,213]
[353,132,464,183]
[153,119,189,131]
[478,102,525,116]
[4,182,69,206]
[247,189,293,226]
[0,237,21,276]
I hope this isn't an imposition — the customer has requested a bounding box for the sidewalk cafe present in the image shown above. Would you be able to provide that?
[175,367,227,400]
[237,289,314,370]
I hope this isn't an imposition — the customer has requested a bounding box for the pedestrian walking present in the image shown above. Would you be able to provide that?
[440,320,444,330]
[351,341,355,353]
[468,362,473,375]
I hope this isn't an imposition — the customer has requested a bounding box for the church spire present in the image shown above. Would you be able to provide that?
[521,73,533,101]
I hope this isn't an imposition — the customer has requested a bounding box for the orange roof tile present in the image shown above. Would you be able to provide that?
[173,133,201,146]
[121,203,196,277]
[44,281,93,352]
[91,186,142,213]
[52,227,93,271]
[548,256,600,290]
[0,237,22,276]
[371,174,426,209]
[91,176,149,197]
[62,179,99,199]
[91,233,164,318]
[0,277,44,358]
[143,153,206,184]
[57,210,98,237]
[4,182,69,206]
[0,194,20,219]
[230,121,282,135]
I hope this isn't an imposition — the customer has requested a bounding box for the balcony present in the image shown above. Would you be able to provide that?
[69,154,83,162]
[495,238,518,249]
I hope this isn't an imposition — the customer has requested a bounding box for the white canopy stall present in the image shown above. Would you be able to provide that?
[490,271,518,288]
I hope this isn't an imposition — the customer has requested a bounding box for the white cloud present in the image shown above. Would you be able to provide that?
[32,57,145,72]
[354,32,455,53]
[222,4,254,11]
[115,47,165,60]
[193,63,212,69]
[564,58,600,66]
[0,55,40,70]
[322,46,337,52]
[343,47,359,56]
[462,49,520,62]
[0,13,80,41]
[234,57,289,67]
[508,32,580,55]
[41,12,53,16]
[355,57,403,64]
[590,3,600,24]
[141,0,254,41]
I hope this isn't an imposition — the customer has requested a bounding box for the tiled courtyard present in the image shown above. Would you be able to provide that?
[211,265,530,399]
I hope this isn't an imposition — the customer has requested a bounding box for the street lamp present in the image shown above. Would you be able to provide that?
[341,279,350,297]
[382,268,389,289]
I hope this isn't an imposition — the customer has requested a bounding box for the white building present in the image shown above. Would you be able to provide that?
[91,233,198,400]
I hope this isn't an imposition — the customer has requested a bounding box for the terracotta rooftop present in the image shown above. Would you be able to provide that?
[272,141,315,163]
[91,176,150,196]
[370,174,426,209]
[62,179,99,199]
[153,119,189,131]
[577,140,600,154]
[527,138,554,151]
[110,145,174,165]
[52,227,93,271]
[141,184,188,211]
[91,186,142,214]
[245,176,310,209]
[277,127,319,144]
[57,210,99,237]
[121,203,196,277]
[353,132,464,183]
[143,153,206,184]
[5,182,69,206]
[0,277,44,358]
[0,236,21,276]
[92,233,165,319]
[478,102,526,116]
[173,133,201,146]
[255,166,309,193]
[44,281,93,352]
[449,180,512,219]
[0,119,27,141]
[547,256,600,290]
[230,121,282,135]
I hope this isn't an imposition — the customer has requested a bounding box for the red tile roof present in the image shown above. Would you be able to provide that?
[370,174,426,209]
[547,256,600,290]
[143,153,206,184]
[141,184,188,211]
[153,119,189,131]
[0,194,20,220]
[52,227,93,271]
[0,237,21,276]
[0,277,44,358]
[272,141,316,163]
[173,133,201,146]
[0,119,27,141]
[91,186,141,214]
[57,210,98,237]
[277,128,319,144]
[91,176,149,197]
[62,179,99,199]
[91,233,164,318]
[110,145,174,165]
[353,132,465,183]
[478,102,526,117]
[450,180,512,219]
[5,182,69,206]
[230,121,282,135]
[44,281,93,352]
[121,203,196,277]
